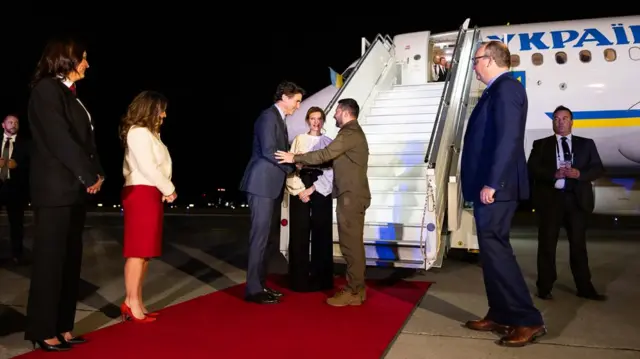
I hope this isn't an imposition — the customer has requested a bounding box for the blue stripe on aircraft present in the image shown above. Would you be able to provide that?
[544,109,640,120]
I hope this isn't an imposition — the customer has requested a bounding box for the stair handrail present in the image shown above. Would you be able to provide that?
[446,27,481,234]
[451,27,481,152]
[324,34,394,115]
[424,19,469,168]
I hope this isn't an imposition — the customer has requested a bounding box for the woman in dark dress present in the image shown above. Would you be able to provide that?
[285,107,334,292]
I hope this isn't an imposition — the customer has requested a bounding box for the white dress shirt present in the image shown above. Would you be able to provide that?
[123,126,175,196]
[60,78,94,130]
[554,133,573,189]
[1,134,16,179]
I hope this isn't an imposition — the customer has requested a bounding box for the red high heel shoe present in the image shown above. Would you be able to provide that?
[144,311,159,317]
[120,303,156,323]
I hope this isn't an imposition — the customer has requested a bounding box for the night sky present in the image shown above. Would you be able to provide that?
[0,11,629,205]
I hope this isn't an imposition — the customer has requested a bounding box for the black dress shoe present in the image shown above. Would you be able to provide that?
[577,292,607,301]
[10,255,30,266]
[30,340,71,352]
[536,291,553,300]
[58,335,87,345]
[245,292,280,304]
[264,287,283,298]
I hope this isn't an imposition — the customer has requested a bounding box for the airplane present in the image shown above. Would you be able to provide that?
[285,15,640,217]
[278,15,640,270]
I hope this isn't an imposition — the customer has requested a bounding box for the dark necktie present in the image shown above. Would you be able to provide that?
[283,118,289,147]
[0,138,12,180]
[561,137,573,190]
[561,137,571,161]
[70,83,77,95]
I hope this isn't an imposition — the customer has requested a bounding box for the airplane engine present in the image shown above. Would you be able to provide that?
[592,177,640,216]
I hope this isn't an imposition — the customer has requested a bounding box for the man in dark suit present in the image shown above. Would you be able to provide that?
[0,114,30,265]
[527,105,606,301]
[460,41,545,347]
[239,81,304,304]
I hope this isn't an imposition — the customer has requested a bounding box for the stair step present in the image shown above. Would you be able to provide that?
[332,205,426,225]
[333,242,427,266]
[374,97,441,107]
[361,121,434,134]
[366,132,432,143]
[364,112,437,125]
[369,152,426,166]
[392,83,445,91]
[367,165,428,177]
[369,104,438,116]
[368,176,427,192]
[333,256,425,268]
[368,191,426,207]
[377,89,443,99]
[332,222,427,241]
[369,141,429,154]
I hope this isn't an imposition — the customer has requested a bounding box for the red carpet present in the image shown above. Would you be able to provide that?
[16,277,431,359]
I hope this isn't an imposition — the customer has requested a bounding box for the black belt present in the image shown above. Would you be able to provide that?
[299,168,322,188]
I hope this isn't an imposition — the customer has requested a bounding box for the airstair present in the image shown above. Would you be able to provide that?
[279,19,483,271]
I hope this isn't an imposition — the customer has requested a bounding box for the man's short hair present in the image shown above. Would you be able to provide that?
[481,40,511,68]
[273,81,305,102]
[3,114,19,123]
[552,105,573,120]
[337,98,359,118]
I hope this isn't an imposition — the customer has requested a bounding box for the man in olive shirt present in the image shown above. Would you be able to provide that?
[275,98,371,307]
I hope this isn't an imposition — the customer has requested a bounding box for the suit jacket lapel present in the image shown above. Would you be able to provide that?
[571,136,581,166]
[545,136,558,171]
[271,106,287,148]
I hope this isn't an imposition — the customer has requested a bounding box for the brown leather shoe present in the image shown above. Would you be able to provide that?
[498,325,547,347]
[464,319,511,335]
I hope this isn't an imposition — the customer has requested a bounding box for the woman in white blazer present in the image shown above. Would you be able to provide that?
[119,91,176,323]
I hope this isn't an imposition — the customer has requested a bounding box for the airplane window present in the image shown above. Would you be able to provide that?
[579,50,592,63]
[630,47,640,61]
[510,54,520,67]
[604,48,616,62]
[555,51,567,64]
[531,53,543,66]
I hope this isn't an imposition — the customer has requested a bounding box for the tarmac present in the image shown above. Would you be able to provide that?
[1,210,639,358]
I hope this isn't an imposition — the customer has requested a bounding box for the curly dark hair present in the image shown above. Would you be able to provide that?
[119,91,168,147]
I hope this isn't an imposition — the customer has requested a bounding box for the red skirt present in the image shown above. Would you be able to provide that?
[122,185,164,258]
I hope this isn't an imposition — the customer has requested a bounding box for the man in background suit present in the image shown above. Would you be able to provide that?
[460,41,545,347]
[239,81,304,304]
[0,114,29,265]
[527,105,606,301]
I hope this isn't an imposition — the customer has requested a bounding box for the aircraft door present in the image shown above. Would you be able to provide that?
[393,31,430,85]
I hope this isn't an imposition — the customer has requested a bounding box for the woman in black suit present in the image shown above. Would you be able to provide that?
[285,107,334,292]
[25,38,104,352]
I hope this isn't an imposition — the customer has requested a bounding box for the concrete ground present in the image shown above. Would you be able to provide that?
[0,211,639,359]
